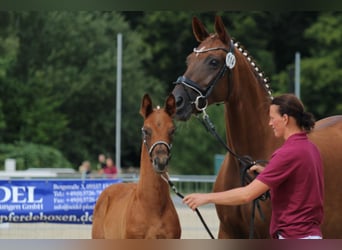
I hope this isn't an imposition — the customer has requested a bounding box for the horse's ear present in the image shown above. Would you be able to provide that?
[140,94,153,119]
[164,94,176,118]
[214,16,231,45]
[192,16,210,42]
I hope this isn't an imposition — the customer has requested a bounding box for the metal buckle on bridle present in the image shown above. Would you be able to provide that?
[193,95,208,112]
[174,41,236,114]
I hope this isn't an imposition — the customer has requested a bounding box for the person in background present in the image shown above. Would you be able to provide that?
[183,93,324,239]
[78,160,92,177]
[97,153,106,170]
[99,157,117,178]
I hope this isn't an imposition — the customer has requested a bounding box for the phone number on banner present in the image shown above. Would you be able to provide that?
[0,179,122,224]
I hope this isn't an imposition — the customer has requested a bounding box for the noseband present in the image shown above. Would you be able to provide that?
[173,39,271,238]
[173,40,236,112]
[142,127,172,161]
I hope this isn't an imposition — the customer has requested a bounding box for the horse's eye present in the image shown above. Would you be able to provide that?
[209,59,219,67]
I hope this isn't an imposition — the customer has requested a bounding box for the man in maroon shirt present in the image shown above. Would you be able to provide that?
[183,94,324,239]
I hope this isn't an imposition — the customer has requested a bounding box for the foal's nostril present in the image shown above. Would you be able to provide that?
[153,156,169,173]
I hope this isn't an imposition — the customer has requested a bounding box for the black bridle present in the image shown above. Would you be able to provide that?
[173,40,270,239]
[173,40,236,112]
[197,111,270,239]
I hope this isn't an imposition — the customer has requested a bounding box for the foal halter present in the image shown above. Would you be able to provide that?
[173,40,236,112]
[142,127,172,161]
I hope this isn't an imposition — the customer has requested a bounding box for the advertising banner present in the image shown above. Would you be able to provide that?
[0,179,121,224]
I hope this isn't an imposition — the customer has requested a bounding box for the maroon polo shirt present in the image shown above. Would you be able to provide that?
[257,132,324,239]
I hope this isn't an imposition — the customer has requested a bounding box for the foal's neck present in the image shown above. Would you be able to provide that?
[136,146,170,202]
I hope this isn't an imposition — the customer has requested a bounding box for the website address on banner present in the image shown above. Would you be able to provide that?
[0,212,93,224]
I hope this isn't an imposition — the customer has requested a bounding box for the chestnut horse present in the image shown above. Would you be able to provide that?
[92,94,181,239]
[172,16,342,238]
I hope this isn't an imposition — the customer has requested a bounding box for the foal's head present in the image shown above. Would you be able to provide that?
[140,94,176,173]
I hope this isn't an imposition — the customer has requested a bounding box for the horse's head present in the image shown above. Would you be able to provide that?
[140,93,176,173]
[172,16,235,121]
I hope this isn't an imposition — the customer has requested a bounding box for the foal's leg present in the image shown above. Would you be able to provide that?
[92,194,110,238]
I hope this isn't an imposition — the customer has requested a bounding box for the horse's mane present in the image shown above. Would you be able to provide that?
[233,39,274,100]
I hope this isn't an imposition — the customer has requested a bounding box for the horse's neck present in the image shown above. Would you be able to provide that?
[136,147,169,203]
[224,65,280,161]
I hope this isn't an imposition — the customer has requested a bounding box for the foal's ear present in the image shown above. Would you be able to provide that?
[214,16,231,45]
[140,94,153,118]
[192,16,210,42]
[165,94,176,118]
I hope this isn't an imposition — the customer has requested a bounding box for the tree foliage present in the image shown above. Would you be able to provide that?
[0,142,71,170]
[300,12,342,118]
[0,11,165,169]
[171,104,227,175]
[0,11,341,174]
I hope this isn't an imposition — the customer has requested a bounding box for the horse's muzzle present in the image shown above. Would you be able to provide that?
[172,86,195,121]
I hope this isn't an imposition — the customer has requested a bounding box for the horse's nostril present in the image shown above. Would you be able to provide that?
[175,96,184,108]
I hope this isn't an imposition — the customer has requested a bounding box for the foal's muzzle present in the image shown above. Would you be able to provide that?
[147,141,172,174]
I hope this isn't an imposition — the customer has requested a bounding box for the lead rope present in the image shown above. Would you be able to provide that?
[196,110,270,239]
[161,172,215,239]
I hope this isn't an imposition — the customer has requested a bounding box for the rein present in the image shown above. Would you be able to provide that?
[173,40,235,112]
[173,39,270,238]
[142,128,216,238]
[160,172,215,239]
[197,110,270,239]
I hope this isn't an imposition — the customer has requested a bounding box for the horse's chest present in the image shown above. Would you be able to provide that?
[124,207,180,239]
[125,218,178,239]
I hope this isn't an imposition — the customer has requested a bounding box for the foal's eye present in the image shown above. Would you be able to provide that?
[142,127,151,137]
[169,127,176,137]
